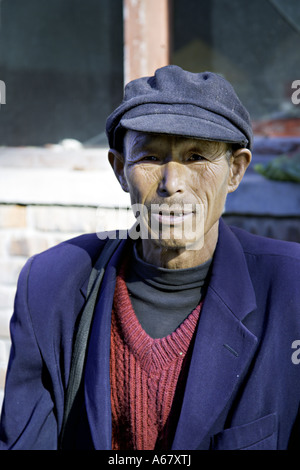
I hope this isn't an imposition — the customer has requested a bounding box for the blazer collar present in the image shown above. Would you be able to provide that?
[208,218,257,321]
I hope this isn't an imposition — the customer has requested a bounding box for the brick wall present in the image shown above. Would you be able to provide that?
[0,201,137,406]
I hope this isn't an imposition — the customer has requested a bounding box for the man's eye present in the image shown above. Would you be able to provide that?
[187,154,206,162]
[140,155,159,162]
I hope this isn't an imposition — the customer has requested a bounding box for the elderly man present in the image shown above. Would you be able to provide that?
[0,66,299,450]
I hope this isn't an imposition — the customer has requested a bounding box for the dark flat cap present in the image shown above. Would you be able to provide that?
[106,65,253,151]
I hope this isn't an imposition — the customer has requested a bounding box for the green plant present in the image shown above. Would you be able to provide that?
[254,153,300,183]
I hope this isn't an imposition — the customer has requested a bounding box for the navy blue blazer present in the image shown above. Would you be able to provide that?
[0,218,299,450]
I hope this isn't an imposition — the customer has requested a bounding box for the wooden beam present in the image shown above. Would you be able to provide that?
[123,0,171,83]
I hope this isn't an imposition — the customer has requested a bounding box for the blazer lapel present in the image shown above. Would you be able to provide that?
[172,219,258,450]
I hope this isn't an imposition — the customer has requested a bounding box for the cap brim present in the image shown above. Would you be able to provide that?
[119,104,249,148]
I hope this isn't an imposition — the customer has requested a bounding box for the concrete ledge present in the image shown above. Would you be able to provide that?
[0,145,131,207]
[225,173,300,216]
[0,145,111,170]
[0,168,131,207]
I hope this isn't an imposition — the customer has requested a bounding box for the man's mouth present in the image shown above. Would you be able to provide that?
[154,212,193,225]
[150,207,195,225]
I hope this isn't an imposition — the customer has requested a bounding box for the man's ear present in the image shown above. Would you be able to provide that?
[227,148,252,193]
[108,149,129,192]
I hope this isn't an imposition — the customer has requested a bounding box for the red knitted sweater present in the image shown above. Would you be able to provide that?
[110,264,202,450]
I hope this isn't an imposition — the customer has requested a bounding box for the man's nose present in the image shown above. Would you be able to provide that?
[157,162,186,197]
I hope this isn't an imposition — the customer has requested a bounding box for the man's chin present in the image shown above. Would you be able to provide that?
[148,233,204,252]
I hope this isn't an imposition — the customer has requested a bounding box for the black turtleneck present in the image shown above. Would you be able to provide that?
[124,244,212,339]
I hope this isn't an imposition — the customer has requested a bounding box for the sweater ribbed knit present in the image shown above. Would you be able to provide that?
[110,263,202,450]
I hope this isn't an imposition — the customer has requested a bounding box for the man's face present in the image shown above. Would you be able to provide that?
[109,130,250,261]
[117,131,240,250]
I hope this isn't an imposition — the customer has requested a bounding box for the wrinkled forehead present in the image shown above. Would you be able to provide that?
[123,129,230,157]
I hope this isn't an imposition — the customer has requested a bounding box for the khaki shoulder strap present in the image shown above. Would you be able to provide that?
[59,236,122,449]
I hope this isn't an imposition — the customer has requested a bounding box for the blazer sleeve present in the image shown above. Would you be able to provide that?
[0,256,58,450]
